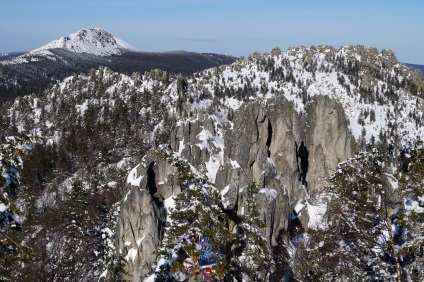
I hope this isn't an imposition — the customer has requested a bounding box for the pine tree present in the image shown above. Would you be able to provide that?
[157,155,231,280]
[294,149,423,281]
[233,183,273,280]
[0,135,42,279]
[156,153,272,281]
[397,145,424,280]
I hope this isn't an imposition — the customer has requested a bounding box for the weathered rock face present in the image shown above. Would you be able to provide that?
[116,151,178,281]
[116,184,161,281]
[303,96,356,193]
[170,111,216,168]
[116,94,356,279]
[216,95,355,245]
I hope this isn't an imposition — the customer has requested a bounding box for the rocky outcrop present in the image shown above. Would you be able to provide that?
[116,151,178,281]
[215,95,355,245]
[116,184,161,281]
[116,94,356,279]
[170,111,217,168]
[303,96,356,192]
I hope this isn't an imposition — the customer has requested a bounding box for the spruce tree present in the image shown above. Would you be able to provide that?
[156,153,272,281]
[293,148,424,281]
[0,135,42,279]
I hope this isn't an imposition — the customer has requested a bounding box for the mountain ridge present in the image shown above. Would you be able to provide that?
[0,28,237,103]
[16,28,137,59]
[406,63,424,75]
[1,45,423,281]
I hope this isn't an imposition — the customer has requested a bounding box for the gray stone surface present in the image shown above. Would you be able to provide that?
[116,183,162,281]
[216,95,355,244]
[116,94,357,279]
[115,151,178,281]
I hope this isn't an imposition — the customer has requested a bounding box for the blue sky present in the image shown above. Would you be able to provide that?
[1,0,423,64]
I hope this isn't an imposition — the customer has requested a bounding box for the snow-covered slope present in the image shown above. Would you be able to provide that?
[188,45,424,146]
[0,28,136,65]
[5,46,424,154]
[2,45,424,281]
[0,29,235,103]
[30,28,137,56]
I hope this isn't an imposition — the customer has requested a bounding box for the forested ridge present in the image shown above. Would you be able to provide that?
[0,45,423,281]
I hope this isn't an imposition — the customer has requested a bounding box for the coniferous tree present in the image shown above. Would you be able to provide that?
[156,153,272,281]
[0,135,42,279]
[397,145,424,280]
[292,149,424,281]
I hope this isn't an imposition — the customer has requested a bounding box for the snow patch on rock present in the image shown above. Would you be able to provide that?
[259,188,278,202]
[127,164,143,187]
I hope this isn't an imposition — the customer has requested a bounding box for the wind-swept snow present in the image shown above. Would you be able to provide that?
[127,164,143,187]
[30,28,137,56]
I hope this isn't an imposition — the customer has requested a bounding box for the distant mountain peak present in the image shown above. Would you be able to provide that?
[30,27,137,56]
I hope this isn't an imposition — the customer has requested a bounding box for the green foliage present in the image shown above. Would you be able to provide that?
[157,152,272,280]
[0,235,33,281]
[159,178,231,280]
[63,180,88,228]
[235,183,272,279]
[0,135,42,280]
[397,145,424,280]
[95,201,127,282]
[165,155,233,255]
[293,148,424,281]
[321,151,400,279]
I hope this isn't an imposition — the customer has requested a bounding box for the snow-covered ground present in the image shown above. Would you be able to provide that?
[187,46,424,146]
[1,28,137,66]
[30,28,137,56]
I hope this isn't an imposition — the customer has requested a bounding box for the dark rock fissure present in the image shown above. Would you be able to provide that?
[146,161,165,241]
[254,110,260,144]
[296,141,309,187]
[269,206,275,244]
[146,161,162,207]
[266,118,273,157]
[256,121,260,144]
[249,159,255,171]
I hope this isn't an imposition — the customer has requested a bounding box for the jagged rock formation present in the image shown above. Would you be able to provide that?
[0,28,236,103]
[220,95,355,243]
[1,45,423,281]
[116,93,355,278]
[116,151,181,281]
[117,184,162,280]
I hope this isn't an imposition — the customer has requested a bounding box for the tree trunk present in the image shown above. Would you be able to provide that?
[384,217,402,282]
[394,95,406,212]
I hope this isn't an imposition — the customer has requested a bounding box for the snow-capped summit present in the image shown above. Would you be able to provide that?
[30,28,137,56]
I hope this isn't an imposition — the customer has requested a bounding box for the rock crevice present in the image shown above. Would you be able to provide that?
[117,94,356,279]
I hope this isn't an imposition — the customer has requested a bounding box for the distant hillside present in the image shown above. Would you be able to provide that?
[0,49,235,102]
[0,28,236,103]
[406,63,424,75]
[1,45,424,281]
[0,52,26,61]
